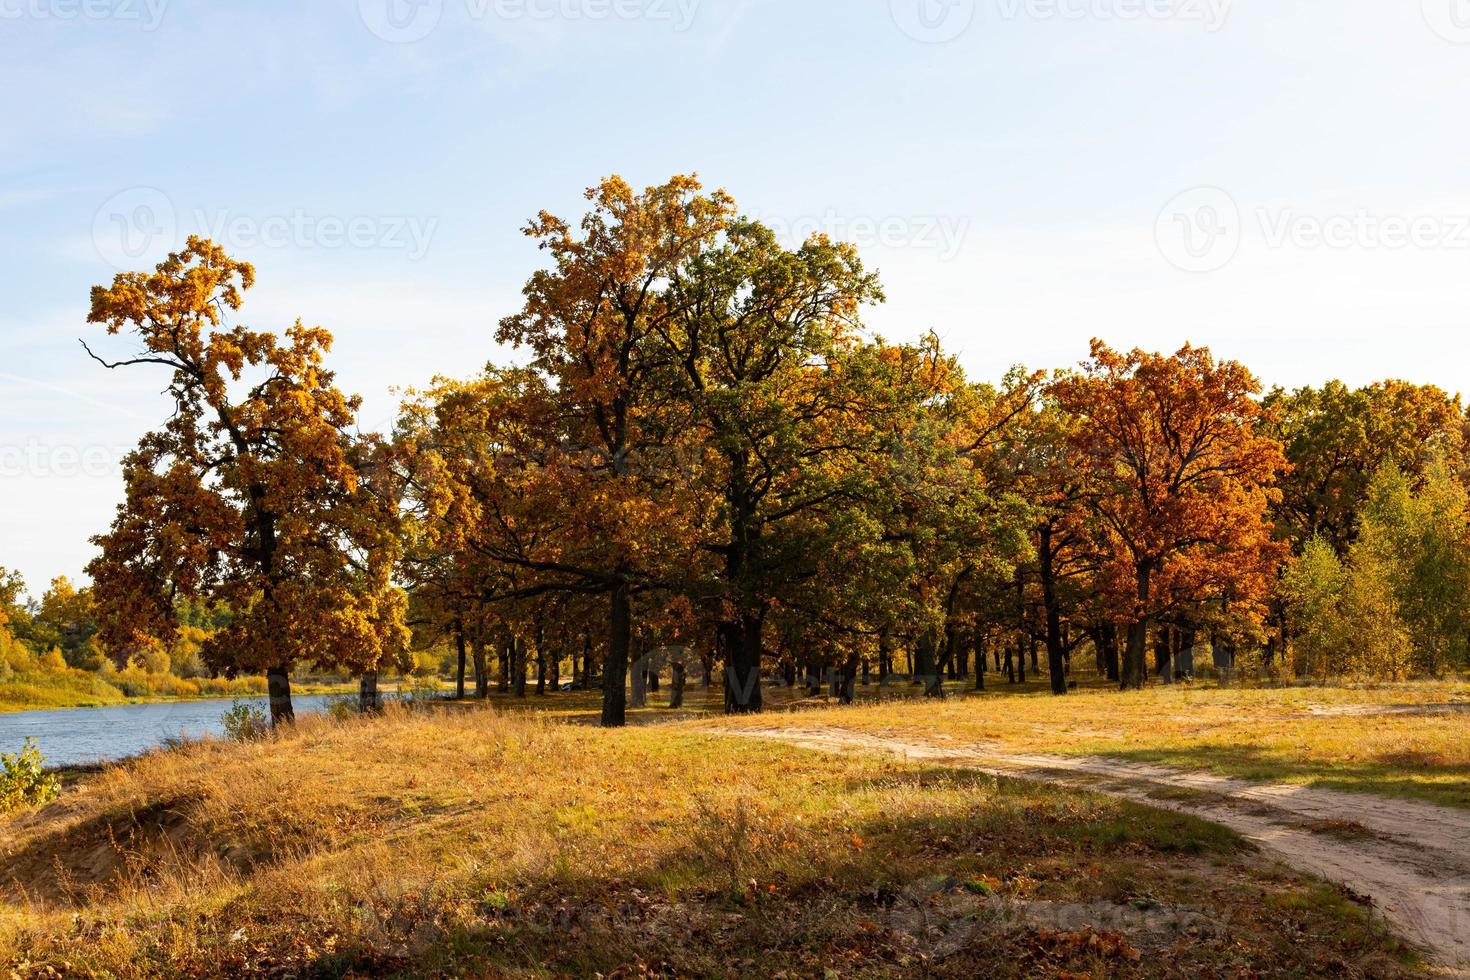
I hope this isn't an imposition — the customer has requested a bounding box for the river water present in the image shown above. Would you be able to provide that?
[0,695,336,767]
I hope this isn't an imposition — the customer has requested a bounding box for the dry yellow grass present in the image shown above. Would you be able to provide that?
[701,677,1470,809]
[0,704,1413,977]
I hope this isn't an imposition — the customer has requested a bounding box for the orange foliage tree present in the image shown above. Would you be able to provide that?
[1051,341,1287,690]
[492,176,731,726]
[84,237,408,724]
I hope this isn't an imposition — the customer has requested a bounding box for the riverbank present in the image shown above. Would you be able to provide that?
[2,693,350,769]
[0,671,360,714]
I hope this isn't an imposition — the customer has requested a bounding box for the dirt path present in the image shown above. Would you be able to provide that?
[719,725,1470,977]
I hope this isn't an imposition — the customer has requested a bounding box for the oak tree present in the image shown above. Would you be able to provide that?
[1052,341,1286,690]
[85,237,409,724]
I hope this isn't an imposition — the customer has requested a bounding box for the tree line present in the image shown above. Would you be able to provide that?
[49,175,1470,727]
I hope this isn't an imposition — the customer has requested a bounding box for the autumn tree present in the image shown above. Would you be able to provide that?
[998,394,1105,695]
[863,346,1036,699]
[1052,341,1287,690]
[652,218,891,712]
[84,237,409,724]
[28,577,101,669]
[1263,380,1465,555]
[492,176,732,726]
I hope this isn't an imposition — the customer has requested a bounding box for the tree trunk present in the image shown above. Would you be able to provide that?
[973,635,986,691]
[358,671,379,714]
[1038,523,1068,695]
[1177,627,1196,679]
[535,646,547,696]
[839,654,859,705]
[1155,625,1174,685]
[1046,617,1067,696]
[1101,623,1121,682]
[630,648,648,709]
[512,637,527,699]
[916,631,945,699]
[1123,618,1149,691]
[1121,567,1151,691]
[498,639,510,694]
[472,634,488,699]
[1212,632,1235,685]
[550,648,561,692]
[945,623,962,682]
[267,666,294,726]
[454,621,468,700]
[723,614,764,715]
[669,659,686,709]
[602,581,630,727]
[583,633,597,691]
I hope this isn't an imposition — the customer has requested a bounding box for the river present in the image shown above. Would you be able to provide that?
[0,695,337,767]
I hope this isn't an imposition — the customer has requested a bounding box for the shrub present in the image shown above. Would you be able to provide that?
[221,699,270,741]
[114,666,150,698]
[0,738,60,813]
[403,675,445,702]
[0,635,36,674]
[140,645,173,676]
[326,694,360,721]
[170,649,208,679]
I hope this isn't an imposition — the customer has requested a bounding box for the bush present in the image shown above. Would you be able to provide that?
[326,694,360,721]
[113,666,150,698]
[0,738,60,813]
[170,648,208,679]
[403,675,445,702]
[140,645,173,676]
[221,699,270,741]
[1,635,36,674]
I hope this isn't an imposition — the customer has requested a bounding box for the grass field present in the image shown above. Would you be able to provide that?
[464,672,1470,810]
[0,704,1413,978]
[700,675,1470,810]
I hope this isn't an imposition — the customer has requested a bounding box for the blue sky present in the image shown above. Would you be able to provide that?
[4,0,1470,591]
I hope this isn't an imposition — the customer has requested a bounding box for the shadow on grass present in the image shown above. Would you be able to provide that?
[1101,742,1470,809]
[310,783,1386,980]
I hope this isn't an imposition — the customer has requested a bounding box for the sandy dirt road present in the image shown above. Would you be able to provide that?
[719,726,1470,976]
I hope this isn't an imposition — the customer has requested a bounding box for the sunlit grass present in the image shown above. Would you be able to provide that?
[0,704,1413,977]
[705,675,1470,808]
